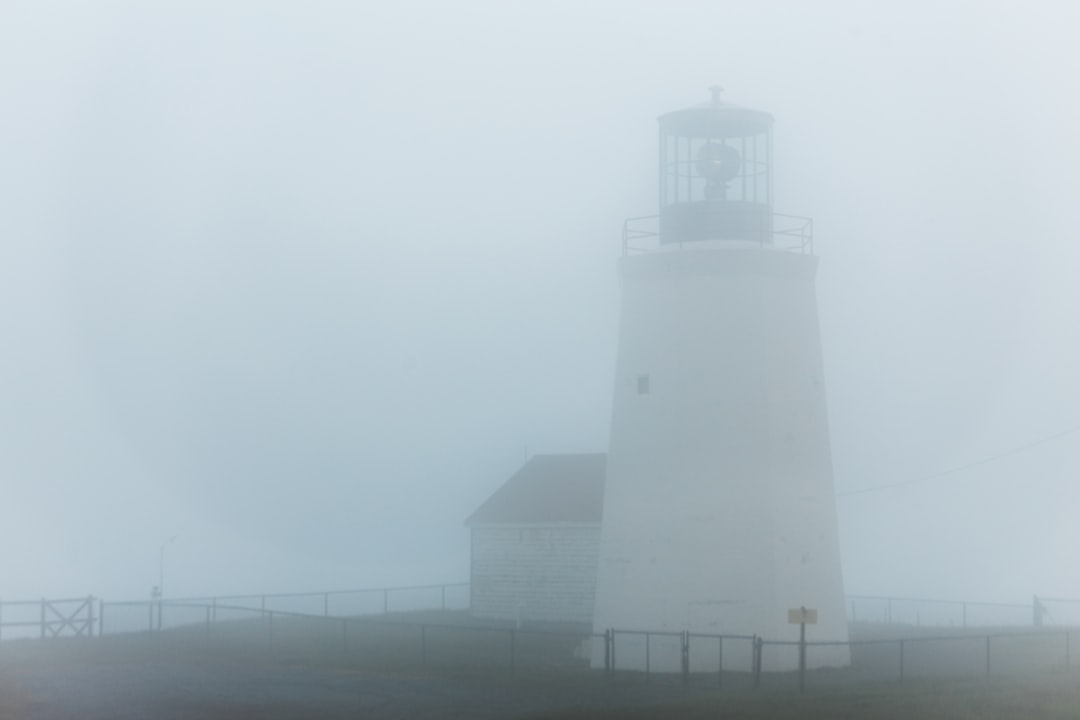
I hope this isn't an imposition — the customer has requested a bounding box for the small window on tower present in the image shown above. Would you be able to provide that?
[637,374,650,395]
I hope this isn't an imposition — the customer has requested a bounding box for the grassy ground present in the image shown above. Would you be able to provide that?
[523,674,1080,719]
[6,614,1078,719]
[0,688,29,720]
[3,623,1080,719]
[95,607,592,674]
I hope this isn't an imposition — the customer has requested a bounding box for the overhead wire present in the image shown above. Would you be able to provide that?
[836,424,1080,498]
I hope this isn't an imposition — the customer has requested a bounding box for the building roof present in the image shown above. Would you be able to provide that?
[466,453,606,526]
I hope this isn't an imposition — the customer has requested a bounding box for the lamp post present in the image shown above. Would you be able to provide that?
[157,536,176,630]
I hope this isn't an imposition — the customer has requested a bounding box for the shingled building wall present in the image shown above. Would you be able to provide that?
[466,453,605,625]
[470,524,600,624]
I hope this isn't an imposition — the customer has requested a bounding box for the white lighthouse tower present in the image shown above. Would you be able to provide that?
[591,90,849,671]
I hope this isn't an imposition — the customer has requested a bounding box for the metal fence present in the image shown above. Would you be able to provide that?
[597,625,1079,692]
[6,586,1080,692]
[167,582,471,620]
[847,594,1029,627]
[846,594,1080,629]
[95,582,470,636]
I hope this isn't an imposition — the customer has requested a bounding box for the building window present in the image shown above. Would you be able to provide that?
[637,374,650,395]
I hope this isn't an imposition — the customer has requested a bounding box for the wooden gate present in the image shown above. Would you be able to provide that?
[0,596,96,640]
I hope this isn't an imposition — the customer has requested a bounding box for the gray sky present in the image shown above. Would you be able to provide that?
[2,0,1078,605]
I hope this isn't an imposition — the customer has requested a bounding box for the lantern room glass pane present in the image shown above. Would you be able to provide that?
[660,129,771,208]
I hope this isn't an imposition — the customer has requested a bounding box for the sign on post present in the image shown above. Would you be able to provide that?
[789,606,817,693]
[788,606,818,624]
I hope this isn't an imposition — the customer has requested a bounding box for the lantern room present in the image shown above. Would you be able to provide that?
[658,87,773,245]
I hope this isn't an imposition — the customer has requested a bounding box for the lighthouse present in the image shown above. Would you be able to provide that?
[591,90,849,671]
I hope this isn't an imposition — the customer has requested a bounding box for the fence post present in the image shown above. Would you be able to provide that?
[604,630,611,675]
[1067,632,1071,668]
[681,631,689,686]
[509,628,516,675]
[752,636,762,689]
[645,632,650,682]
[611,629,617,676]
[99,599,106,638]
[87,595,95,638]
[420,624,427,666]
[717,636,724,687]
[798,620,807,693]
[899,639,905,683]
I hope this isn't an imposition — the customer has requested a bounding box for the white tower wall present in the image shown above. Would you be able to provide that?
[592,245,849,671]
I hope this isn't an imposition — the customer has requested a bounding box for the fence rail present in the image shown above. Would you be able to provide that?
[93,582,470,637]
[621,213,813,255]
[845,594,1080,628]
[6,585,1080,694]
[7,587,1080,641]
[601,626,1078,691]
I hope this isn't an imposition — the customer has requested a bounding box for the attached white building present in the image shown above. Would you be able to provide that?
[466,453,604,626]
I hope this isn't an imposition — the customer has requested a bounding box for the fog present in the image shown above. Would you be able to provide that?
[1,0,1077,605]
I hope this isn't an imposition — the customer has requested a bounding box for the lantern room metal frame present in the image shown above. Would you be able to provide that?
[639,89,811,252]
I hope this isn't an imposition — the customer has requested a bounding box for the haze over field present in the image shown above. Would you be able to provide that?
[1,0,1078,605]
